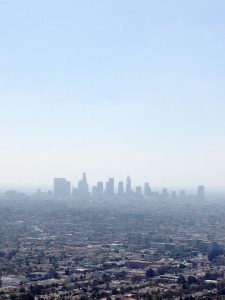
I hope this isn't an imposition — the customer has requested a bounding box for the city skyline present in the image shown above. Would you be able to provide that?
[0,172,210,194]
[53,173,205,197]
[2,173,205,201]
[1,1,225,189]
[1,1,225,299]
[0,171,208,196]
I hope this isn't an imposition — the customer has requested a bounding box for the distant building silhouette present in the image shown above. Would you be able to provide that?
[105,178,114,195]
[162,188,168,195]
[78,173,89,195]
[92,182,104,198]
[97,182,104,196]
[197,185,205,200]
[171,191,177,199]
[118,181,124,195]
[179,190,186,199]
[92,186,98,197]
[136,186,142,196]
[54,178,71,198]
[126,176,132,195]
[144,183,151,196]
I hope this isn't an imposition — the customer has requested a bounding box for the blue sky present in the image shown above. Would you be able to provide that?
[0,0,225,190]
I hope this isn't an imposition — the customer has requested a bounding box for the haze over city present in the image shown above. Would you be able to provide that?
[1,0,225,192]
[2,1,225,299]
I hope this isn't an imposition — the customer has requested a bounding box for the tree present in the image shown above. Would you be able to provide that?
[177,275,186,284]
[208,248,223,261]
[32,285,44,295]
[187,276,198,284]
[146,268,156,278]
[21,293,35,300]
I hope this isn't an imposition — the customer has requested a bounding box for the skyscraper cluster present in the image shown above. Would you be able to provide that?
[53,173,205,201]
[53,173,149,199]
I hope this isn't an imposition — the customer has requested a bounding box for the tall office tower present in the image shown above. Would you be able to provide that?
[53,178,71,198]
[197,185,205,200]
[97,182,104,196]
[126,176,132,194]
[93,182,103,198]
[92,186,98,198]
[179,190,186,199]
[162,188,168,195]
[78,172,89,194]
[105,178,114,195]
[105,182,109,194]
[136,186,142,196]
[144,182,151,196]
[118,181,124,195]
[162,188,168,199]
[72,187,79,197]
[171,191,177,199]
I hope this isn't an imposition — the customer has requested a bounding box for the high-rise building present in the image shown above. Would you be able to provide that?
[72,188,79,197]
[136,186,142,196]
[197,185,205,200]
[92,186,98,197]
[78,173,89,195]
[92,182,104,198]
[105,178,114,195]
[162,188,168,199]
[97,182,104,196]
[53,178,71,198]
[144,183,151,196]
[179,190,186,199]
[118,181,124,195]
[126,176,132,195]
[171,191,177,199]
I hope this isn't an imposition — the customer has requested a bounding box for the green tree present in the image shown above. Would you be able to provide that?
[146,268,156,278]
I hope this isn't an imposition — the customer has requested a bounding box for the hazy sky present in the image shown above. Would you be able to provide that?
[1,0,225,190]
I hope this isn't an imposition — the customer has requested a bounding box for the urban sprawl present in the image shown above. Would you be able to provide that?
[1,174,225,299]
